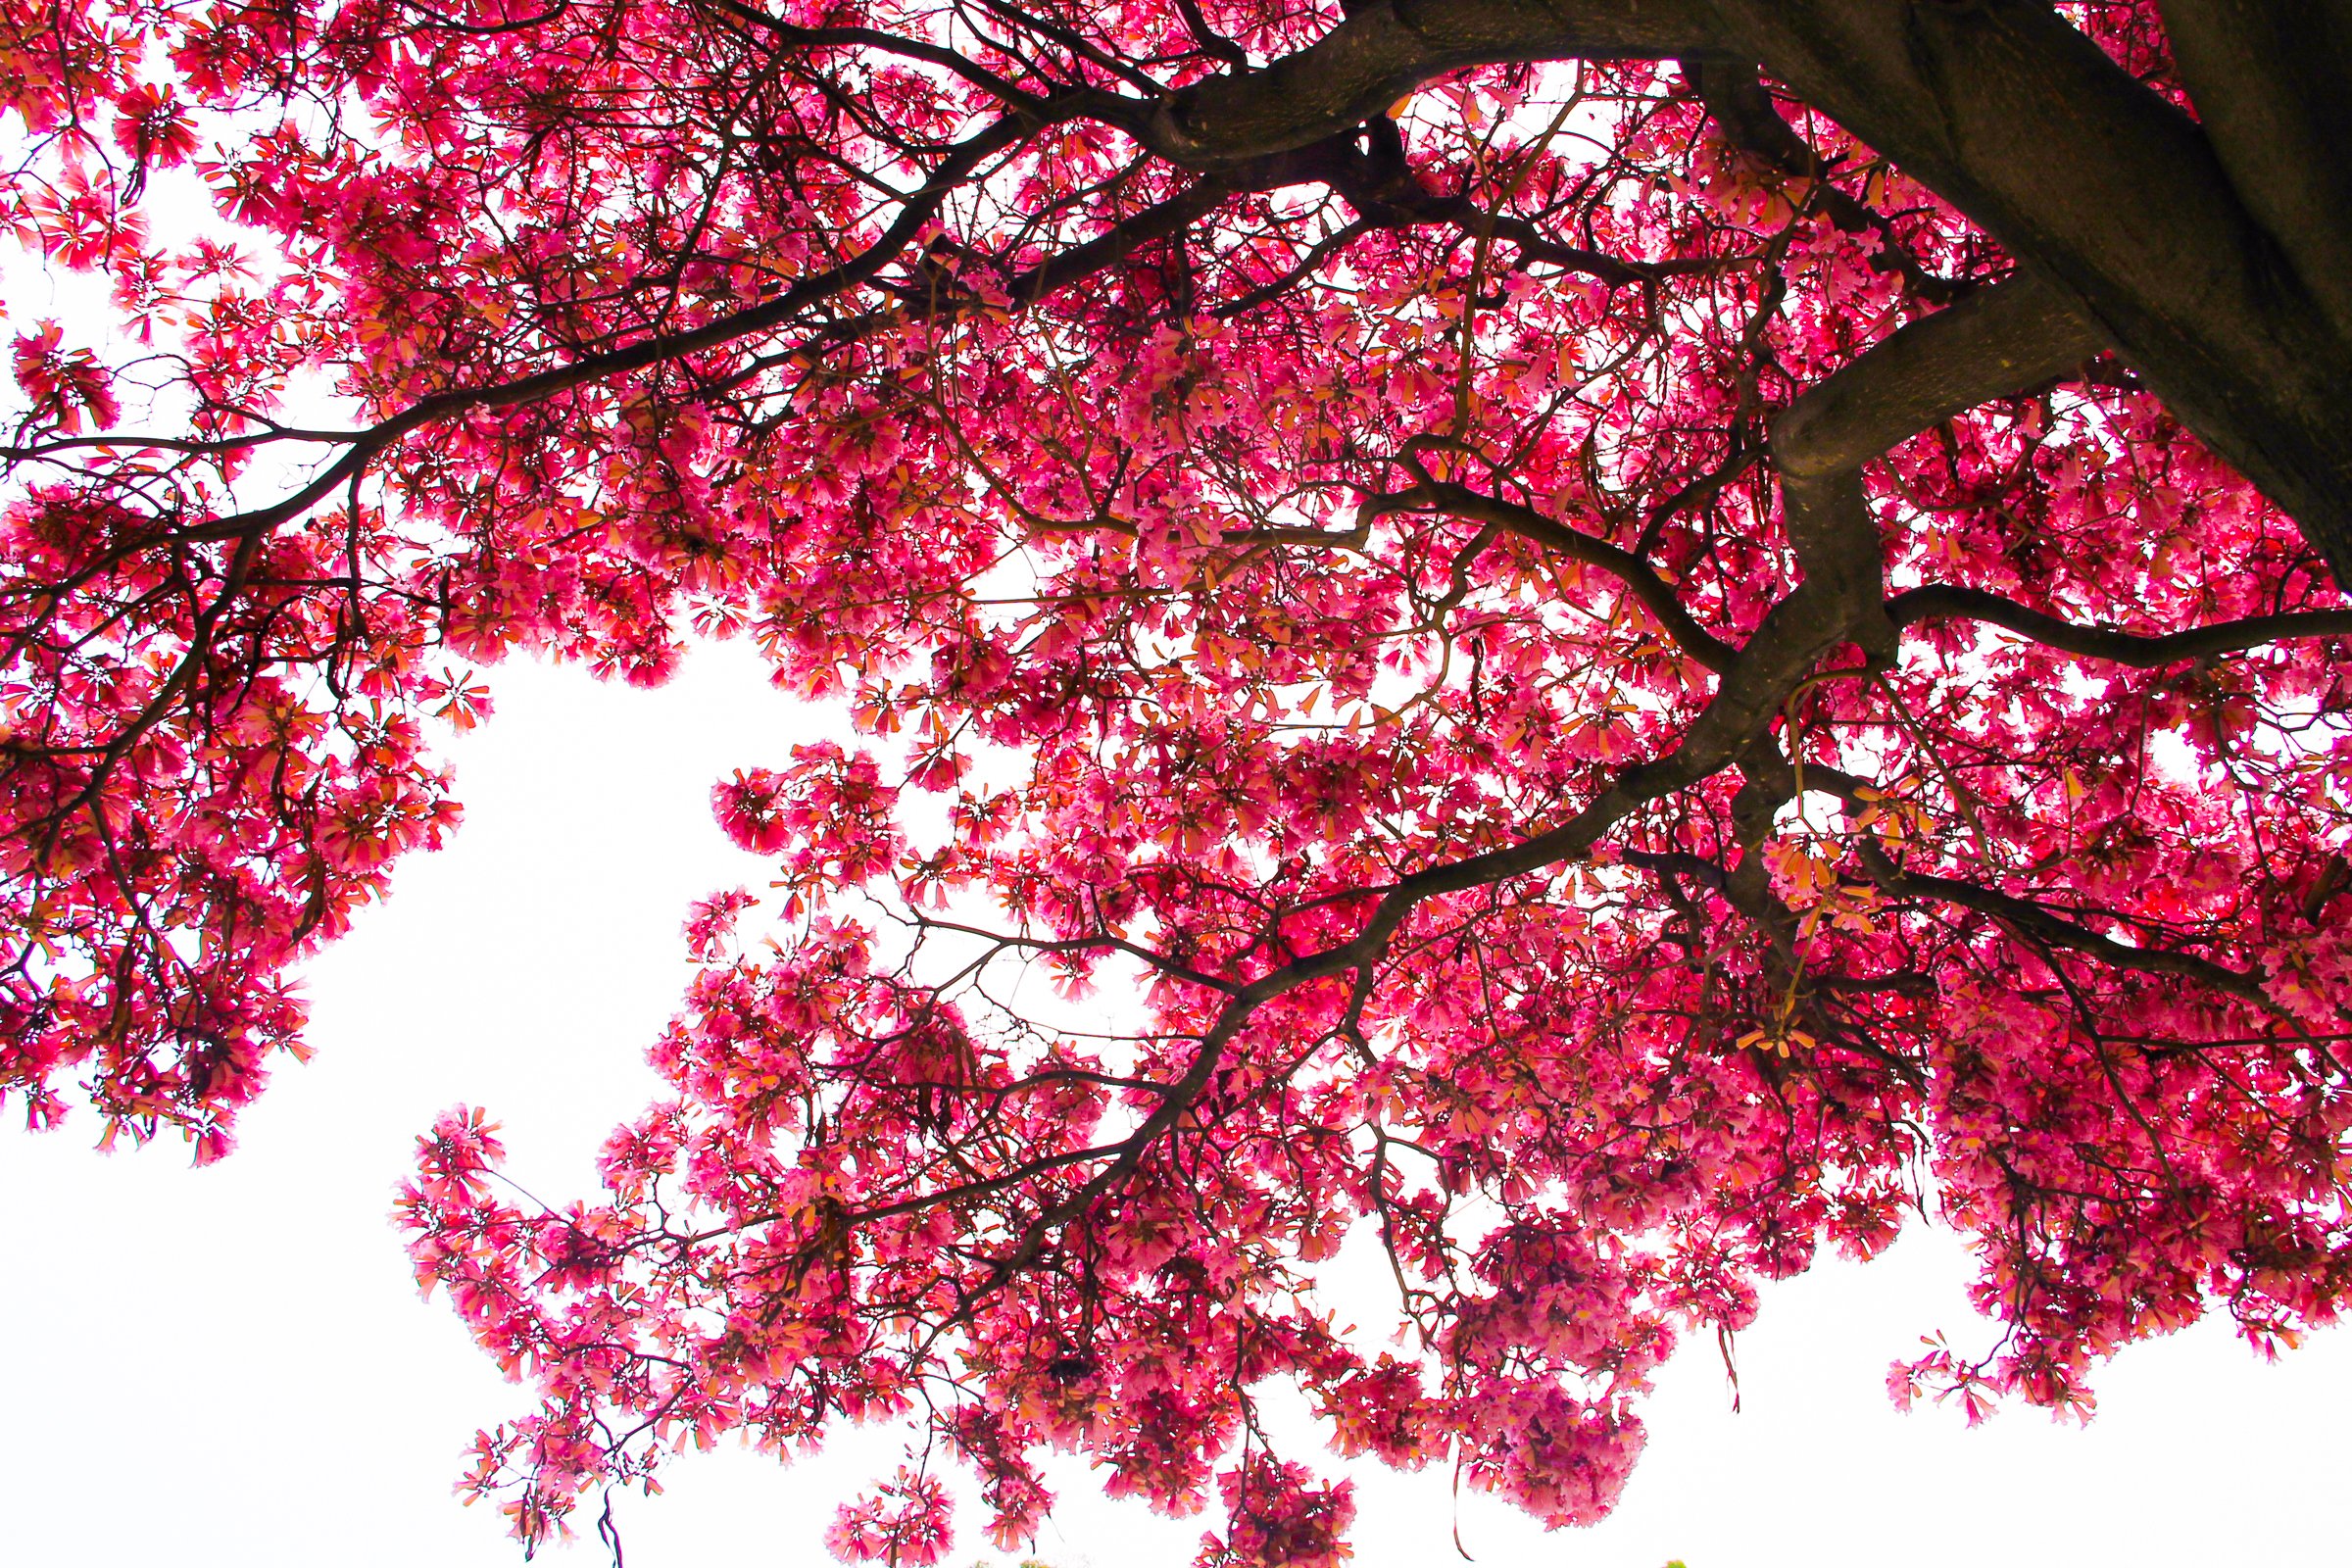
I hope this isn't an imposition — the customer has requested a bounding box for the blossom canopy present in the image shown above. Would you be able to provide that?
[5,0,2352,1562]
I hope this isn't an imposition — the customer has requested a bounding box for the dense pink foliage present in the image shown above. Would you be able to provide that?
[5,0,2350,1562]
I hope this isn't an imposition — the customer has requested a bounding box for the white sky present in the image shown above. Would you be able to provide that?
[6,639,2349,1568]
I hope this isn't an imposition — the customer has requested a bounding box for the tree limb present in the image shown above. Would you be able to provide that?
[1889,586,2352,666]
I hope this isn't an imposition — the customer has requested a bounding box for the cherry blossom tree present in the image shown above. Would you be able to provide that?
[7,1,2352,1561]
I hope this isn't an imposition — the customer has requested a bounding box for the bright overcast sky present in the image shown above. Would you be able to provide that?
[8,642,2349,1568]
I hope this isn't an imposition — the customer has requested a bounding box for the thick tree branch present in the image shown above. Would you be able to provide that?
[1332,246,2131,1048]
[2157,0,2352,339]
[1113,0,2352,580]
[1131,0,1722,168]
[1771,271,2104,480]
[1766,272,2102,664]
[1889,586,2352,666]
[1715,0,2352,583]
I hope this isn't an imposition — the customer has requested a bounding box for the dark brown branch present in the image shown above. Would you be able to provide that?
[1392,478,1738,671]
[1169,0,1250,68]
[161,106,1071,548]
[1769,270,2105,662]
[1130,1,1721,169]
[1888,586,2352,666]
[1718,0,2352,584]
[1771,270,2104,481]
[1683,59,1962,304]
[1097,0,2352,583]
[2152,0,2352,339]
[1005,180,1233,305]
[1851,840,2274,1009]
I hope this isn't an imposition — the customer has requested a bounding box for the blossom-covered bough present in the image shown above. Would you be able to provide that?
[7,0,2352,1559]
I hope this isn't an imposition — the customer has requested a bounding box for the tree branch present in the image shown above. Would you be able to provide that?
[1115,0,2352,581]
[1128,0,1722,169]
[2155,0,2352,339]
[1391,478,1737,671]
[1889,586,2352,666]
[1771,270,2103,481]
[1683,59,1962,304]
[1769,270,2105,662]
[1850,840,2274,1009]
[1716,0,2352,584]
